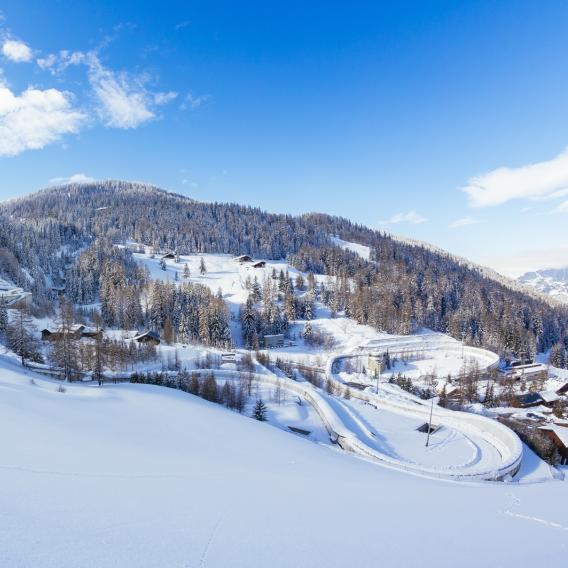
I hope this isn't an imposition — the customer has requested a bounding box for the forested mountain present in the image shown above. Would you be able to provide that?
[1,180,567,357]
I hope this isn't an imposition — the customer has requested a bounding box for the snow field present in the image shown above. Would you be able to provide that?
[1,359,568,568]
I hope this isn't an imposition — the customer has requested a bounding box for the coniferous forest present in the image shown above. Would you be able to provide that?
[1,180,567,358]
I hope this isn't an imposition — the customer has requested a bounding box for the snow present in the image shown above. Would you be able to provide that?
[1,357,568,567]
[331,236,372,261]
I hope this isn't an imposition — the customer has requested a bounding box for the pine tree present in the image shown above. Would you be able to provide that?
[183,263,191,279]
[252,398,268,421]
[163,317,174,344]
[49,300,80,382]
[200,257,207,275]
[7,308,40,366]
[202,373,218,402]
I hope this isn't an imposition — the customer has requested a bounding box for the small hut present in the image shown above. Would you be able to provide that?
[133,330,161,345]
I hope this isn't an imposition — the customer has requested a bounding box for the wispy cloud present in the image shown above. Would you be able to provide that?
[379,210,427,225]
[36,50,178,129]
[448,217,480,229]
[2,39,32,62]
[181,91,209,110]
[85,53,156,129]
[555,200,568,213]
[462,147,568,208]
[49,173,96,185]
[0,85,86,156]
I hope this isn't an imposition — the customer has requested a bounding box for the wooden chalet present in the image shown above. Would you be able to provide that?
[133,330,161,345]
[539,425,568,465]
[252,261,266,268]
[41,324,86,342]
[515,391,560,409]
[234,255,253,263]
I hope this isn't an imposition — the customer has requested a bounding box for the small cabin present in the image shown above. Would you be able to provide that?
[234,255,253,263]
[41,324,86,342]
[263,334,284,349]
[133,330,161,345]
[252,261,266,268]
[161,253,176,260]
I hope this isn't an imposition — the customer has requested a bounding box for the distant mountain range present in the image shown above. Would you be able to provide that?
[518,267,568,303]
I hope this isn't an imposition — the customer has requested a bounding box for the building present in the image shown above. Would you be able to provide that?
[133,330,161,345]
[263,334,284,349]
[252,261,266,268]
[539,425,568,464]
[161,253,176,260]
[0,279,32,308]
[556,382,568,396]
[515,391,559,409]
[499,362,548,380]
[234,255,253,263]
[41,324,86,342]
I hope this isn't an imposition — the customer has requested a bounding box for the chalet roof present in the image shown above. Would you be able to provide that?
[133,330,160,341]
[42,324,85,334]
[539,425,568,448]
[234,255,253,262]
[540,391,560,404]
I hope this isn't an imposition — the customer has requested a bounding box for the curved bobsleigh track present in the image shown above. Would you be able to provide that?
[192,350,523,482]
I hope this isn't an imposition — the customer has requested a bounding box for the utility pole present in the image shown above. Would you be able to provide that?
[425,393,435,447]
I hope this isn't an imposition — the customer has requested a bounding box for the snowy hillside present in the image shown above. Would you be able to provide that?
[1,359,567,568]
[518,267,568,304]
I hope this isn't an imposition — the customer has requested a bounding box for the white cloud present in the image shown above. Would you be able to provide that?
[154,91,178,105]
[181,91,209,110]
[0,85,86,156]
[2,39,32,62]
[49,173,96,185]
[379,210,427,225]
[448,217,480,229]
[84,53,155,129]
[555,199,568,213]
[462,147,568,207]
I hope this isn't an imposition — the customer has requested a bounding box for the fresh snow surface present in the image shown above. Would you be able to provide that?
[1,358,568,568]
[331,236,372,261]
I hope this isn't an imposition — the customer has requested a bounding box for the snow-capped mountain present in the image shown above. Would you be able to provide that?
[518,267,568,303]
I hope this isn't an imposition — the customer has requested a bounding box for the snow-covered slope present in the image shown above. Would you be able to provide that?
[518,267,568,304]
[1,359,567,567]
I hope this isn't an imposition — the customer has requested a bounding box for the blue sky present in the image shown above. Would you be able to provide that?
[1,1,568,277]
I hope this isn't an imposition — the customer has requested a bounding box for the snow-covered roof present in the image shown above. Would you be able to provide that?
[539,425,568,448]
[540,391,560,404]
